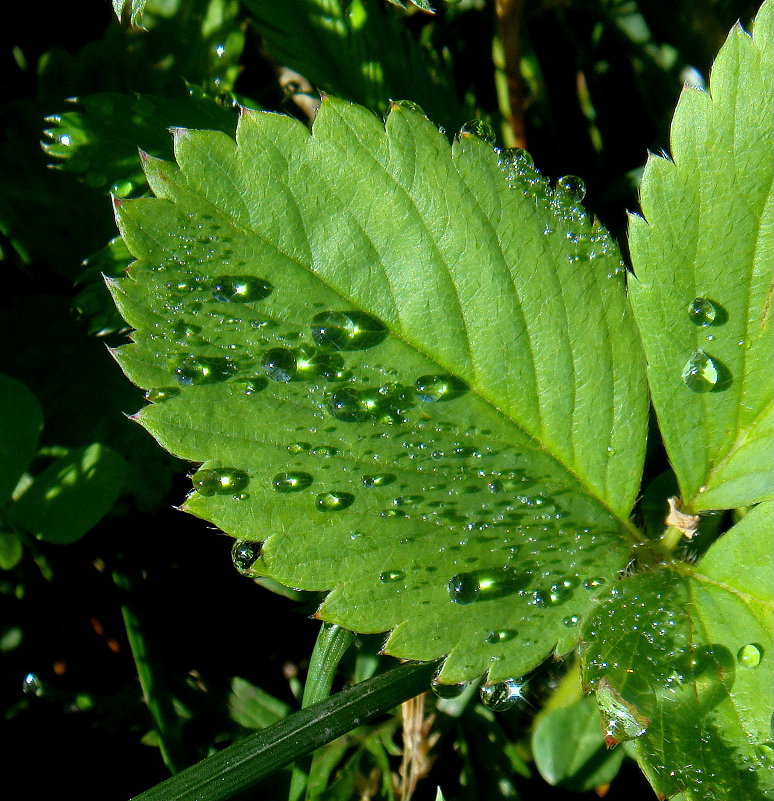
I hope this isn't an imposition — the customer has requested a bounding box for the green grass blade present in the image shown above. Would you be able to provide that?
[628,0,773,512]
[130,659,437,801]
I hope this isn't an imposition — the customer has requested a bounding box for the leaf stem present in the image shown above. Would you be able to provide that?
[130,659,438,801]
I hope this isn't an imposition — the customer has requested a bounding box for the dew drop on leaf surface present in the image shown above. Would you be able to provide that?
[272,472,313,493]
[232,539,261,575]
[737,643,762,667]
[448,572,480,604]
[431,677,469,699]
[315,491,355,511]
[414,374,468,403]
[211,275,273,303]
[310,311,387,351]
[681,349,719,392]
[261,347,297,382]
[687,297,718,326]
[379,570,405,583]
[192,468,249,496]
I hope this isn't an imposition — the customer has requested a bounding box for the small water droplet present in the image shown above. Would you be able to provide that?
[480,678,523,711]
[192,467,249,496]
[295,346,345,380]
[211,275,272,303]
[379,569,405,583]
[448,572,480,605]
[682,349,718,392]
[232,540,261,575]
[555,175,586,202]
[272,472,313,493]
[174,355,237,385]
[361,473,395,488]
[230,376,268,395]
[22,672,44,697]
[111,180,134,198]
[310,311,387,351]
[393,99,427,116]
[146,386,180,402]
[688,297,718,327]
[563,615,581,627]
[215,43,226,57]
[414,374,468,403]
[486,629,516,644]
[737,643,762,668]
[431,677,469,698]
[316,491,355,511]
[261,347,297,382]
[529,589,549,608]
[582,577,607,590]
[460,119,496,144]
[310,445,337,457]
[549,580,574,605]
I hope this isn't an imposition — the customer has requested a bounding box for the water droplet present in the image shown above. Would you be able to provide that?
[562,615,581,627]
[480,678,523,711]
[316,491,355,511]
[272,472,313,493]
[393,99,427,116]
[529,589,549,608]
[361,473,395,488]
[596,676,651,745]
[687,297,718,327]
[230,376,268,395]
[261,347,297,382]
[549,580,574,605]
[414,374,468,403]
[448,572,480,605]
[174,355,237,385]
[215,43,226,57]
[328,387,372,422]
[555,175,586,202]
[295,346,345,380]
[379,569,405,583]
[431,677,469,698]
[232,540,261,575]
[146,386,180,402]
[111,180,134,198]
[310,311,387,351]
[288,442,311,454]
[310,445,337,457]
[22,672,43,697]
[486,629,516,644]
[582,577,607,590]
[737,643,762,668]
[192,467,249,496]
[211,275,272,303]
[682,349,718,392]
[460,119,496,144]
[498,147,534,170]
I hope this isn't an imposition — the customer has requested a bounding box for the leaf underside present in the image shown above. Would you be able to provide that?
[582,501,774,800]
[110,96,647,683]
[629,0,774,513]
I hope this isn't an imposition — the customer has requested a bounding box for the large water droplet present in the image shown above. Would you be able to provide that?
[688,297,718,327]
[230,376,268,395]
[549,580,574,605]
[328,387,372,422]
[272,472,313,493]
[192,467,249,496]
[486,629,516,644]
[582,577,607,590]
[414,374,468,403]
[460,119,496,144]
[310,311,387,351]
[310,445,337,457]
[232,539,261,575]
[480,678,523,711]
[295,346,345,380]
[448,572,480,605]
[379,569,405,583]
[431,677,469,699]
[737,643,762,668]
[22,672,44,697]
[562,614,581,627]
[211,275,272,303]
[682,349,718,392]
[261,347,297,382]
[316,491,355,512]
[393,99,427,116]
[146,386,180,402]
[555,175,586,203]
[174,355,237,385]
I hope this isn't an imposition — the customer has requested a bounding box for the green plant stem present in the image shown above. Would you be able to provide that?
[288,623,356,801]
[114,563,188,773]
[130,659,439,801]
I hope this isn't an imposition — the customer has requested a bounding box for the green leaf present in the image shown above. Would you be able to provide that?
[0,374,43,504]
[532,696,624,791]
[0,531,24,571]
[581,501,774,800]
[628,0,774,512]
[44,92,238,195]
[229,677,292,729]
[113,0,148,26]
[110,97,647,684]
[241,0,463,132]
[10,443,127,544]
